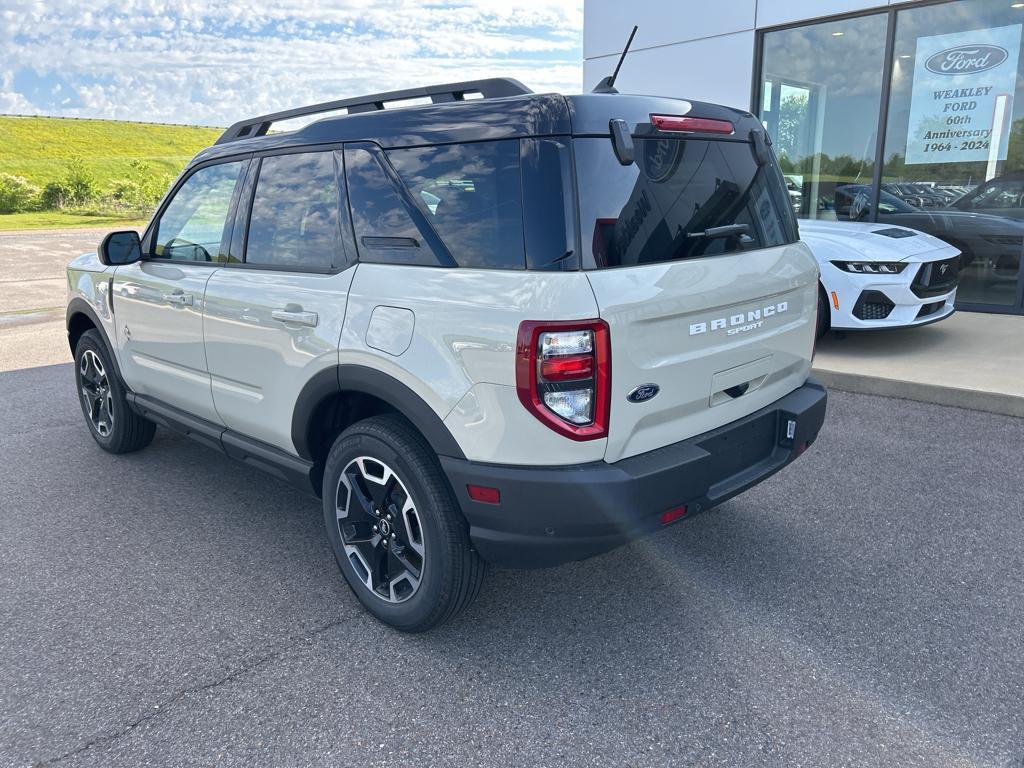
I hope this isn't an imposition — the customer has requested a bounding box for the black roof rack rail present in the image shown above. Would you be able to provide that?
[215,77,533,145]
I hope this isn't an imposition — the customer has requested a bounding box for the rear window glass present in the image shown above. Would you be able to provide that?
[575,137,799,269]
[387,140,525,270]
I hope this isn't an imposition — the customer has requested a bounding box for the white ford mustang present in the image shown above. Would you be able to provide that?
[799,219,960,339]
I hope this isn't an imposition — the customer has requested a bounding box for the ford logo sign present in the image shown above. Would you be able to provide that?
[925,44,1008,75]
[627,384,659,403]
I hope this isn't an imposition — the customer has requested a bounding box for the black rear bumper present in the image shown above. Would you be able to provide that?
[441,379,827,568]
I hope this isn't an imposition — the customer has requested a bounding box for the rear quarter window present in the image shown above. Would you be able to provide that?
[344,146,449,268]
[575,137,799,269]
[386,140,526,270]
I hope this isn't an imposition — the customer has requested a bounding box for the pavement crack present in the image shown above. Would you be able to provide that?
[34,614,354,767]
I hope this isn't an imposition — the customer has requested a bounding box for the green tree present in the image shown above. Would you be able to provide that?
[109,160,173,214]
[62,157,98,206]
[1001,117,1024,173]
[0,173,40,213]
[38,157,100,209]
[775,92,809,162]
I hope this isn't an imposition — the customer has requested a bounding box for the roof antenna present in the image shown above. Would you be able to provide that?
[592,25,638,94]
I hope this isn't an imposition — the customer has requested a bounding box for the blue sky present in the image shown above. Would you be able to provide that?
[0,0,583,126]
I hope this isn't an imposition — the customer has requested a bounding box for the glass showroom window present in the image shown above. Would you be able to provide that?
[880,0,1024,310]
[758,13,889,221]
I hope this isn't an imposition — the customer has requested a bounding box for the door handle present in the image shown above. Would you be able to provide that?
[272,307,319,327]
[163,291,193,307]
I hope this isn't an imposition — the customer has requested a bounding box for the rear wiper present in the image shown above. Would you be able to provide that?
[686,223,752,241]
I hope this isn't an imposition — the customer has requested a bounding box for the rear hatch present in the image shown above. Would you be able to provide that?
[569,95,819,462]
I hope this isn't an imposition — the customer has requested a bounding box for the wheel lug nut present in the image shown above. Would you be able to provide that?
[374,509,380,516]
[372,525,378,532]
[391,533,396,540]
[386,514,393,521]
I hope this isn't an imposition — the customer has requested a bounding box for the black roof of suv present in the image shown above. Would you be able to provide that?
[193,77,763,167]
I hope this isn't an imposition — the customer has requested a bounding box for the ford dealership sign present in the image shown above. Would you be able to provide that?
[925,44,1009,75]
[905,24,1021,164]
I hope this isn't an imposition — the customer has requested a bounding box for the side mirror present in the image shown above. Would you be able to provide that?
[99,230,141,266]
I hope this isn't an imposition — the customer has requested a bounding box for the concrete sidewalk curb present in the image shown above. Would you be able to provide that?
[813,368,1024,418]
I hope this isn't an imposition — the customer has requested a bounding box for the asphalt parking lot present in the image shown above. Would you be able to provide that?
[0,229,116,373]
[1,362,1022,767]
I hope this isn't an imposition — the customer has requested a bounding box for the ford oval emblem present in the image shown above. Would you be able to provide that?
[925,44,1008,75]
[627,384,659,403]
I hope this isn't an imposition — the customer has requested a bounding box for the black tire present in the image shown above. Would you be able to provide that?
[322,414,485,632]
[816,284,831,340]
[74,329,156,454]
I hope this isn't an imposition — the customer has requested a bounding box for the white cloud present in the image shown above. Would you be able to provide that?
[0,0,583,125]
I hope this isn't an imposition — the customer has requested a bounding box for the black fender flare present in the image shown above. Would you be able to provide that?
[66,297,127,385]
[291,365,466,462]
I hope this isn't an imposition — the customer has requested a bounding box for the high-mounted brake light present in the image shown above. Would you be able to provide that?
[516,320,610,440]
[651,115,734,135]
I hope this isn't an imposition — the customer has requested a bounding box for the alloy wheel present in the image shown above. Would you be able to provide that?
[79,349,114,438]
[335,456,426,603]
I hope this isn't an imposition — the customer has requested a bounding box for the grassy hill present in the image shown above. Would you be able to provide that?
[0,115,221,188]
[0,115,222,230]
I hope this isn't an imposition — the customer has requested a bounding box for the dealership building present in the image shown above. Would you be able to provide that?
[584,0,1024,314]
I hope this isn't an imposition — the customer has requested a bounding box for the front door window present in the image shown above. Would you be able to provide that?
[153,161,245,262]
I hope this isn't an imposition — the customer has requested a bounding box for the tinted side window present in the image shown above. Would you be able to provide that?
[154,161,244,262]
[245,152,342,270]
[344,147,446,267]
[387,141,525,269]
[521,138,577,271]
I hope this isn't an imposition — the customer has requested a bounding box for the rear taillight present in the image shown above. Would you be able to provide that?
[516,320,610,440]
[651,114,734,135]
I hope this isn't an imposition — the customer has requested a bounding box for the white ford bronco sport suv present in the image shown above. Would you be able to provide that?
[66,78,827,631]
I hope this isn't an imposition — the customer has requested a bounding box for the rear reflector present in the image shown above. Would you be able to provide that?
[660,505,688,525]
[651,115,734,135]
[467,485,501,504]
